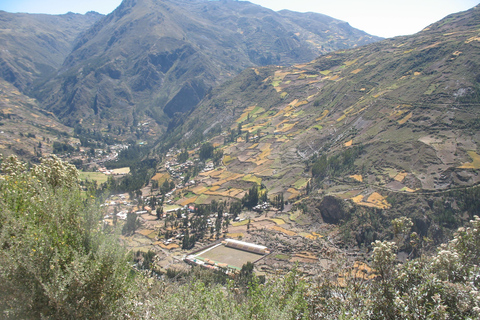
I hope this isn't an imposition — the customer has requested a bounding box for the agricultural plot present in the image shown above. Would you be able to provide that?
[112,167,130,175]
[351,192,391,209]
[458,151,480,169]
[79,171,108,184]
[151,172,170,184]
[193,243,265,270]
[269,225,297,236]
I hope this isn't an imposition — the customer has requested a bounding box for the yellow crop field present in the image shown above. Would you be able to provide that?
[276,122,297,132]
[316,110,329,121]
[242,174,262,185]
[344,58,359,66]
[351,195,364,203]
[232,220,250,227]
[223,155,235,165]
[398,112,412,124]
[236,105,256,123]
[337,114,346,122]
[458,151,480,169]
[344,140,353,147]
[256,143,272,160]
[349,174,363,182]
[287,188,300,200]
[351,68,362,74]
[319,70,331,75]
[269,218,286,225]
[295,100,309,107]
[366,192,391,209]
[394,172,408,182]
[257,168,275,176]
[191,186,209,194]
[209,169,225,177]
[112,167,130,175]
[226,233,244,238]
[269,225,297,236]
[209,186,221,191]
[352,192,390,209]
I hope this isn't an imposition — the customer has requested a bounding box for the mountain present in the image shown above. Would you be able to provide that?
[0,79,72,159]
[32,0,380,131]
[166,4,480,195]
[0,10,102,92]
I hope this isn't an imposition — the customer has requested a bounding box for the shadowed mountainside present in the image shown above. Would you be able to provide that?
[0,11,102,91]
[31,0,380,130]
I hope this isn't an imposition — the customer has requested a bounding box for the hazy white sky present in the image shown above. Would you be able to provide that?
[0,0,478,38]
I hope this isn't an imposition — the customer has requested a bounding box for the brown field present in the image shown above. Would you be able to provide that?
[178,197,198,206]
[196,245,264,269]
[152,172,170,184]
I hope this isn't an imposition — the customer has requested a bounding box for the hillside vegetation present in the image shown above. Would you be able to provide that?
[0,155,479,319]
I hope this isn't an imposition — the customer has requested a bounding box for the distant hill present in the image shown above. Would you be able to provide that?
[29,0,380,131]
[0,11,102,92]
[0,79,72,159]
[166,4,480,193]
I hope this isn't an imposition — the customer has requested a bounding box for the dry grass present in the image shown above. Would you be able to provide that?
[458,151,480,169]
[316,110,329,121]
[269,218,286,225]
[269,225,297,236]
[191,185,209,194]
[394,172,408,182]
[112,167,130,175]
[398,112,412,125]
[151,172,170,184]
[226,233,244,238]
[349,174,363,182]
[242,174,262,185]
[178,196,198,206]
[352,192,391,209]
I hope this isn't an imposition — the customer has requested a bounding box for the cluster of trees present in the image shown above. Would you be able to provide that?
[1,155,479,319]
[272,193,285,211]
[198,142,223,166]
[242,184,267,209]
[52,141,76,154]
[73,125,118,148]
[311,145,364,181]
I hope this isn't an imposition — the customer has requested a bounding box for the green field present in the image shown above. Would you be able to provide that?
[79,171,108,184]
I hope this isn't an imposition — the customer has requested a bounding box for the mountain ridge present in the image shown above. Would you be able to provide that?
[29,0,381,131]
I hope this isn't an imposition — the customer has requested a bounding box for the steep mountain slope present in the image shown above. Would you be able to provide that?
[167,4,480,195]
[0,79,72,159]
[34,0,380,130]
[0,11,102,91]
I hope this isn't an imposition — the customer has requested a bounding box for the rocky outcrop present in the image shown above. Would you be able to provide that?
[317,196,349,224]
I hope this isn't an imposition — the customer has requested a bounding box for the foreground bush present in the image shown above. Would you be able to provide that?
[0,155,135,319]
